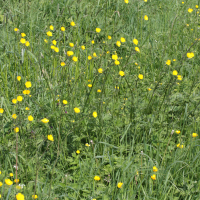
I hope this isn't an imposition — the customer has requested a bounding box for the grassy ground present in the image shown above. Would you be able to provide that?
[0,0,200,199]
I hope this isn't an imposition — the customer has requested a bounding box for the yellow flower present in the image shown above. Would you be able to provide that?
[187,52,194,58]
[135,47,140,52]
[5,179,13,186]
[50,25,54,30]
[192,133,198,138]
[177,143,180,148]
[153,166,158,172]
[148,88,152,91]
[176,130,180,134]
[48,135,54,141]
[12,114,17,119]
[20,38,26,44]
[44,39,48,43]
[138,74,143,79]
[151,174,156,180]
[16,193,24,200]
[10,173,13,177]
[177,75,182,81]
[173,59,176,61]
[97,89,101,93]
[28,115,33,121]
[14,179,19,183]
[119,71,125,76]
[0,182,3,187]
[46,31,52,36]
[61,62,66,66]
[91,40,95,44]
[54,47,59,52]
[51,45,55,50]
[196,5,198,8]
[32,195,38,199]
[61,26,65,31]
[25,81,32,88]
[17,96,23,102]
[166,60,171,65]
[85,143,90,147]
[14,127,19,133]
[112,54,118,60]
[115,60,120,65]
[93,52,97,57]
[188,8,193,13]
[117,182,123,188]
[70,21,75,26]
[144,0,147,2]
[116,41,121,47]
[81,45,85,50]
[88,56,92,60]
[88,84,92,88]
[17,76,21,81]
[94,176,100,181]
[121,37,126,42]
[93,111,97,118]
[21,33,26,37]
[0,108,4,113]
[41,118,49,123]
[96,28,101,33]
[173,70,178,75]
[25,41,30,47]
[52,40,57,45]
[72,56,78,62]
[12,99,17,104]
[182,2,184,4]
[69,43,74,47]
[67,51,74,56]
[133,38,138,45]
[108,35,112,39]
[98,68,103,73]
[74,107,80,113]
[76,150,80,154]
[14,28,19,31]
[63,100,68,104]
[144,15,148,20]
[107,51,110,54]
[23,90,30,95]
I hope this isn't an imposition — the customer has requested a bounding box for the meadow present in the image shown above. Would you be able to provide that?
[0,0,199,199]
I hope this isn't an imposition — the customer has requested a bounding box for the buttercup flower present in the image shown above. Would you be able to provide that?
[74,107,80,113]
[46,31,52,36]
[16,193,24,200]
[96,28,101,33]
[138,74,143,79]
[153,166,158,172]
[14,28,19,31]
[116,41,121,47]
[54,47,59,52]
[97,89,101,93]
[176,130,180,134]
[10,173,13,177]
[28,115,33,121]
[70,21,75,26]
[93,111,97,118]
[177,143,180,148]
[48,135,54,141]
[21,33,26,37]
[121,37,126,42]
[177,75,182,81]
[17,96,23,102]
[88,56,92,60]
[50,25,54,30]
[98,68,103,73]
[151,174,156,180]
[5,179,13,186]
[112,54,118,60]
[14,179,19,183]
[72,56,78,62]
[133,38,138,45]
[88,84,92,88]
[94,176,100,181]
[119,71,125,76]
[14,127,19,133]
[23,90,30,95]
[76,150,80,154]
[188,8,193,13]
[81,45,85,50]
[91,40,95,44]
[63,100,68,104]
[44,39,48,43]
[173,70,178,75]
[187,52,194,58]
[25,81,32,88]
[52,40,57,45]
[93,53,97,57]
[17,76,21,81]
[69,43,74,47]
[117,182,123,188]
[166,60,171,65]
[196,5,198,8]
[25,107,30,110]
[192,133,198,138]
[12,99,17,104]
[32,195,38,199]
[67,51,74,56]
[124,0,129,3]
[135,47,140,52]
[115,60,120,65]
[148,88,152,91]
[12,114,17,119]
[0,108,4,113]
[20,38,26,44]
[144,15,148,20]
[61,27,65,31]
[61,62,66,66]
[25,41,30,47]
[51,45,55,50]
[41,118,49,123]
[0,182,2,187]
[85,143,90,147]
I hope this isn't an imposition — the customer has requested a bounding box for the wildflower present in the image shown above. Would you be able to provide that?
[12,99,17,104]
[16,193,24,200]
[94,176,100,181]
[12,114,17,119]
[148,88,152,91]
[182,2,184,4]
[177,143,180,148]
[74,107,80,113]
[50,25,54,30]
[144,15,148,20]
[0,108,4,114]
[108,35,112,40]
[117,182,123,188]
[21,33,26,37]
[17,96,23,102]
[61,100,67,105]
[153,166,158,172]
[17,76,21,81]
[88,56,92,60]
[151,174,156,180]
[144,0,147,2]
[61,27,65,31]
[98,68,103,73]
[93,53,97,57]
[61,62,66,66]
[173,70,178,75]
[41,118,49,123]
[119,71,125,76]
[85,143,90,147]
[97,89,101,93]
[88,84,92,87]
[166,60,171,65]
[72,56,78,62]
[52,40,57,45]
[121,37,126,42]
[51,45,55,49]
[0,182,2,187]
[135,47,140,52]
[10,173,13,177]
[93,111,97,118]
[115,60,120,65]
[14,179,19,183]
[187,52,194,58]
[196,5,199,8]
[177,75,182,80]
[25,41,30,47]
[14,28,19,31]
[173,59,176,61]
[81,45,85,50]
[28,115,33,121]
[188,8,193,13]
[44,39,48,43]
[14,127,19,133]
[48,135,54,141]
[133,38,138,45]
[192,133,198,138]
[20,38,26,44]
[107,51,110,54]
[70,21,75,26]
[138,74,143,79]
[46,31,52,36]
[32,195,38,199]
[25,81,32,88]
[91,40,95,44]
[76,150,80,154]
[176,130,180,134]
[23,90,31,95]
[116,41,121,47]
[54,47,59,52]
[5,179,13,186]
[67,51,74,56]
[69,43,74,47]
[96,28,101,33]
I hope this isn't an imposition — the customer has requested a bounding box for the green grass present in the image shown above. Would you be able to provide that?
[0,0,200,199]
